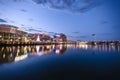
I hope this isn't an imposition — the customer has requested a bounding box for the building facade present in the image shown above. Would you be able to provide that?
[0,24,67,43]
[0,24,18,42]
[0,24,28,43]
[53,33,67,42]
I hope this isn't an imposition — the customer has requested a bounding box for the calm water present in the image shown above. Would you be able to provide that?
[0,44,120,80]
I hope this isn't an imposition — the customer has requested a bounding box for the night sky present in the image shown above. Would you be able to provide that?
[0,0,120,40]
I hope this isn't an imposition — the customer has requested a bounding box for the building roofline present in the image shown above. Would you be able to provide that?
[0,24,18,28]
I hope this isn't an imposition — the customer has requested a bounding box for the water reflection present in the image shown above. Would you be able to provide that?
[67,44,120,52]
[0,44,67,64]
[90,44,120,52]
[75,44,88,49]
[53,44,67,54]
[0,44,120,64]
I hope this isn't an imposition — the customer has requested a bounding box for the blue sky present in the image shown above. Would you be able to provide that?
[0,0,120,40]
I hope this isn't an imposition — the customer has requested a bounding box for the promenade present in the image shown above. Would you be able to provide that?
[0,40,120,46]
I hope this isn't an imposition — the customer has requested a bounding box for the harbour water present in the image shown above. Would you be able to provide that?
[0,44,120,80]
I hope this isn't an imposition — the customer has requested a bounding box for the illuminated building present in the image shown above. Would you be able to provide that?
[31,33,52,42]
[0,24,18,42]
[0,24,67,43]
[53,33,67,42]
[0,24,28,43]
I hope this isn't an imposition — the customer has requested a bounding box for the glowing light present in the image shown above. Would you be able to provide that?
[37,52,42,56]
[59,45,63,50]
[36,34,40,41]
[46,45,51,49]
[10,53,12,57]
[56,49,60,54]
[78,44,88,49]
[36,46,40,53]
[15,54,28,62]
[24,46,27,54]
[36,46,42,56]
[3,54,5,58]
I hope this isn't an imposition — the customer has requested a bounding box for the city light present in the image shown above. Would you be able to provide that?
[15,54,28,62]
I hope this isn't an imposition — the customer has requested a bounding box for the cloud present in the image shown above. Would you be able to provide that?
[48,32,58,35]
[0,18,7,22]
[68,35,74,38]
[47,32,55,35]
[37,28,42,30]
[28,18,34,21]
[3,18,15,23]
[68,34,90,40]
[80,35,87,38]
[20,9,27,12]
[0,1,4,5]
[48,32,55,33]
[92,33,96,36]
[72,31,79,34]
[32,0,102,13]
[100,20,108,24]
[112,24,120,33]
[28,28,42,32]
[98,33,114,36]
[21,24,24,26]
[13,0,27,2]
[13,0,17,2]
[9,20,15,23]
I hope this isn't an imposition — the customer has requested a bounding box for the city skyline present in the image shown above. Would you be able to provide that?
[0,0,120,40]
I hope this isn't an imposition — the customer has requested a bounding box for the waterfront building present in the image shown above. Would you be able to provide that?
[0,24,18,42]
[0,24,67,44]
[0,24,29,43]
[53,33,67,42]
[31,33,52,42]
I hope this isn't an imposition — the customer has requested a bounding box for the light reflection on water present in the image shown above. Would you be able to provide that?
[0,44,67,64]
[0,44,120,80]
[0,44,120,64]
[67,44,120,52]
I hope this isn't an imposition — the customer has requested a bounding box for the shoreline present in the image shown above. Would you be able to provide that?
[0,41,71,46]
[0,41,120,46]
